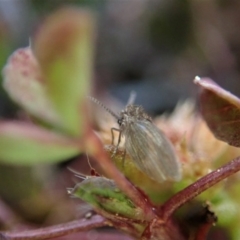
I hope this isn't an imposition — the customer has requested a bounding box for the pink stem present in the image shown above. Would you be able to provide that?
[161,156,240,221]
[0,215,108,240]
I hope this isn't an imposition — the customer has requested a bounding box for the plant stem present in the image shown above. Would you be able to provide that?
[194,221,215,240]
[160,156,240,221]
[86,130,156,221]
[0,215,108,240]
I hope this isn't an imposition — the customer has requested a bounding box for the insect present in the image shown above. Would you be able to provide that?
[89,94,182,183]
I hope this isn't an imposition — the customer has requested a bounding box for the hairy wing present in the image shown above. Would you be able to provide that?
[124,120,181,182]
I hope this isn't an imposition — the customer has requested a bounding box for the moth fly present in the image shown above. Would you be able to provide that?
[88,94,182,183]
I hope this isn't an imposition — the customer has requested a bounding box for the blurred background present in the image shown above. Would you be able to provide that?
[1,0,240,116]
[0,0,239,239]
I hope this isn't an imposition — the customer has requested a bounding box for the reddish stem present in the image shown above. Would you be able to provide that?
[160,156,240,221]
[0,215,108,240]
[55,232,133,240]
[86,130,156,221]
[194,222,214,240]
[194,203,217,240]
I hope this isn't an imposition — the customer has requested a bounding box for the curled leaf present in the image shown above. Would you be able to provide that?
[0,121,79,165]
[194,77,240,147]
[2,47,61,126]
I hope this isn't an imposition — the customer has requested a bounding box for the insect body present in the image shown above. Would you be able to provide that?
[118,104,181,182]
[89,97,182,183]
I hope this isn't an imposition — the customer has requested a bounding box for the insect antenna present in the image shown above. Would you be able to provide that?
[126,91,137,106]
[88,96,120,120]
[86,152,100,176]
[67,167,87,180]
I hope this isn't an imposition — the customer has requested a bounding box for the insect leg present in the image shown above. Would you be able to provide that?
[110,129,127,168]
[110,128,122,156]
[111,127,122,146]
[116,129,122,148]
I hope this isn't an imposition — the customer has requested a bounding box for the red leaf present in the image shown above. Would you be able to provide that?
[194,77,240,147]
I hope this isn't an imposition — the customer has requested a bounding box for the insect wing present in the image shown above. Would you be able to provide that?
[124,120,181,182]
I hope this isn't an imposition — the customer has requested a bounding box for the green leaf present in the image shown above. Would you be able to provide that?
[2,47,62,126]
[34,8,95,136]
[194,77,240,147]
[0,121,79,165]
[71,176,145,221]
